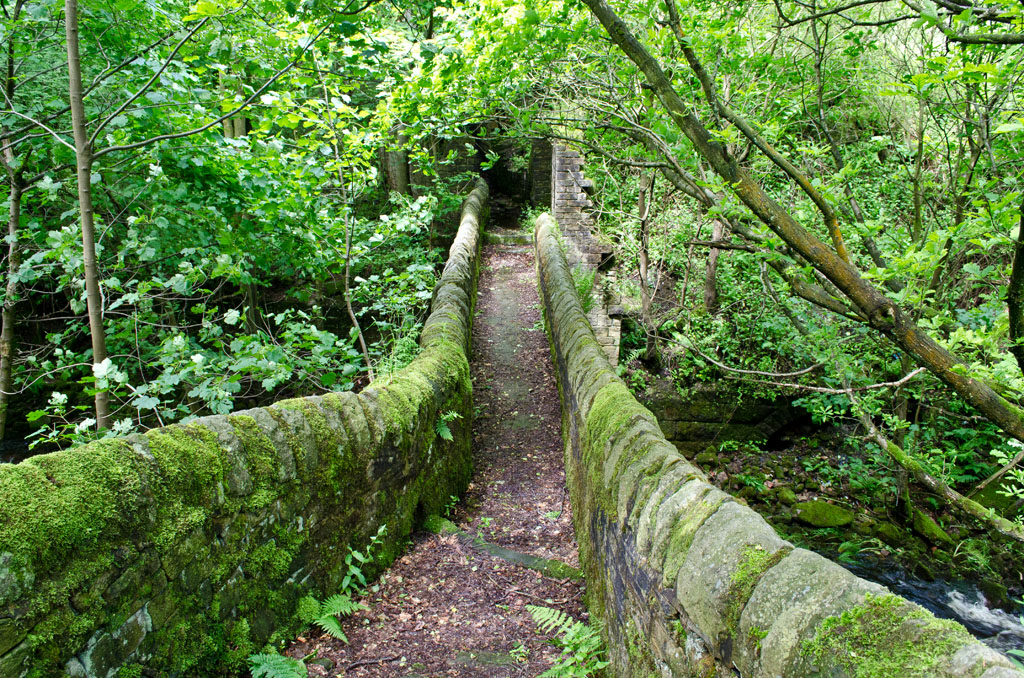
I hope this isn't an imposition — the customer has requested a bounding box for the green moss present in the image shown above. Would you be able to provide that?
[724,544,790,635]
[116,664,143,678]
[661,492,726,585]
[792,500,854,528]
[801,594,974,677]
[298,400,341,458]
[248,541,294,582]
[625,617,657,676]
[265,406,309,473]
[228,415,278,486]
[0,438,143,571]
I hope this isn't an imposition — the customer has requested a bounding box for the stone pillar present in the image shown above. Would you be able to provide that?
[550,144,621,363]
[529,138,552,207]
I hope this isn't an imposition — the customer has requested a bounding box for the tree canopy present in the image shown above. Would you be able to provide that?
[3,0,1024,542]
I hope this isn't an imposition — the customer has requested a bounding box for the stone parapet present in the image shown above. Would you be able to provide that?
[0,182,489,678]
[534,211,1020,678]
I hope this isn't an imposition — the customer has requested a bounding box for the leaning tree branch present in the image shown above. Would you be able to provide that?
[664,0,852,264]
[847,383,1024,543]
[579,0,1024,479]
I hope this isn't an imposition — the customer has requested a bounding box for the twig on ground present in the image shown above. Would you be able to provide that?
[345,655,401,671]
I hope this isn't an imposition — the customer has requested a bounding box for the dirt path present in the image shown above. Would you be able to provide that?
[287,231,585,677]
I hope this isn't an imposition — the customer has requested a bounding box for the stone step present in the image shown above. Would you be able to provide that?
[423,515,583,580]
[483,230,532,246]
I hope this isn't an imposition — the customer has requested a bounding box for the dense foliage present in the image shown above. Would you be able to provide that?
[381,0,1024,538]
[4,0,1024,551]
[0,0,473,453]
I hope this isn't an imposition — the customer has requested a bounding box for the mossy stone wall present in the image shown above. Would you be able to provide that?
[534,212,1021,678]
[0,180,489,678]
[638,377,795,458]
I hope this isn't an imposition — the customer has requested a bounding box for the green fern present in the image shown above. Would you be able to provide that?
[528,605,575,636]
[615,347,644,377]
[527,605,609,678]
[299,592,365,643]
[248,652,307,678]
[434,409,461,442]
[313,593,366,642]
[571,265,597,314]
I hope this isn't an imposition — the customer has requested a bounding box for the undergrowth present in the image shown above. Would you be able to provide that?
[248,525,387,676]
[527,605,609,677]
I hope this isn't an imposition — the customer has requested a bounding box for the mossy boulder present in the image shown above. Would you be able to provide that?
[775,486,797,505]
[793,500,854,527]
[853,515,877,536]
[694,450,718,466]
[912,509,953,545]
[873,521,905,547]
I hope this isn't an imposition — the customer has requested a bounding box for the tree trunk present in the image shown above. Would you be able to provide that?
[65,0,111,429]
[637,174,659,363]
[384,127,410,195]
[581,0,1024,469]
[704,219,723,314]
[220,72,234,138]
[244,282,262,334]
[912,98,926,244]
[1008,200,1024,373]
[0,182,21,440]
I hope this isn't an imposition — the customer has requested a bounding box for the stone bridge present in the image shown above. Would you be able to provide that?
[0,172,1020,677]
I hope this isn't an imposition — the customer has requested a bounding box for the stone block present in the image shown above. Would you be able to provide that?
[0,618,24,656]
[79,606,152,678]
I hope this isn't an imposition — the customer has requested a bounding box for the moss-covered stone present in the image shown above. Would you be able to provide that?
[800,594,974,677]
[912,509,954,545]
[776,486,798,505]
[0,180,489,677]
[792,500,854,527]
[874,521,906,547]
[534,204,1014,678]
[694,450,717,465]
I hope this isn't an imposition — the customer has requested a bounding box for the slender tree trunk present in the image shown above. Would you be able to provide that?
[0,181,21,440]
[244,282,262,334]
[384,125,410,195]
[0,2,24,440]
[912,98,926,244]
[1008,200,1024,373]
[638,174,651,309]
[704,219,723,314]
[220,72,234,138]
[65,0,111,429]
[637,174,659,362]
[310,54,374,382]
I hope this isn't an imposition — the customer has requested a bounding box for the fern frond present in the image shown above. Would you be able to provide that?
[526,605,574,636]
[248,652,307,678]
[314,615,349,643]
[320,593,364,618]
[435,419,453,441]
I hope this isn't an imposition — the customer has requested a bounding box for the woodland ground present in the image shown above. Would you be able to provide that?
[284,218,587,676]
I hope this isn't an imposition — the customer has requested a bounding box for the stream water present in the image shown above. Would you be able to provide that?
[847,563,1024,655]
